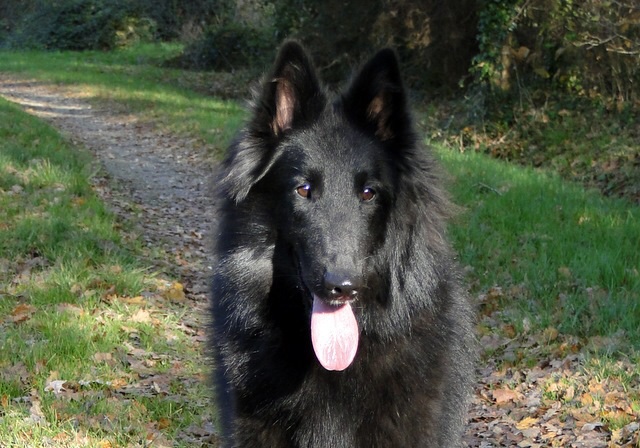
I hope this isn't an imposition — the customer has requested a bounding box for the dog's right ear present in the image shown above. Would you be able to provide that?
[222,42,325,203]
[252,41,326,137]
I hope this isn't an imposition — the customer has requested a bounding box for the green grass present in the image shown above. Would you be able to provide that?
[0,43,245,155]
[440,147,640,344]
[0,98,211,446]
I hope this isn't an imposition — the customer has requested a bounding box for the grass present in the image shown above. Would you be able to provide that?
[439,147,640,345]
[0,43,638,445]
[0,43,245,156]
[0,98,211,446]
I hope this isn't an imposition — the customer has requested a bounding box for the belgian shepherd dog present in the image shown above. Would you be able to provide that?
[211,41,475,447]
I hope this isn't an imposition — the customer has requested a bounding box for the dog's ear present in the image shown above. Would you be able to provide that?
[223,42,324,203]
[252,41,325,137]
[342,49,413,144]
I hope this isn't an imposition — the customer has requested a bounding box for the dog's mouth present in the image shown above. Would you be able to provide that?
[310,295,359,371]
[293,253,360,372]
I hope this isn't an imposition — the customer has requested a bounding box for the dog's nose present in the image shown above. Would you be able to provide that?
[323,271,362,301]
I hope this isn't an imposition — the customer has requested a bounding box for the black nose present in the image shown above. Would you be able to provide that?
[323,271,362,301]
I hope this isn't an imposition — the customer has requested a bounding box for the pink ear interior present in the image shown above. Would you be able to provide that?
[273,78,295,135]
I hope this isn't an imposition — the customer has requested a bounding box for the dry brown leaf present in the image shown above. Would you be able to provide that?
[157,417,171,430]
[588,381,606,396]
[72,197,86,206]
[571,408,599,427]
[121,295,147,305]
[110,378,128,389]
[520,427,541,440]
[56,303,84,315]
[493,387,520,405]
[11,303,36,323]
[564,385,575,401]
[502,324,517,338]
[131,309,151,323]
[581,392,595,406]
[581,421,604,432]
[516,416,539,430]
[28,396,46,424]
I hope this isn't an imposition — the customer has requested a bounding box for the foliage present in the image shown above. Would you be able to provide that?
[473,0,640,105]
[472,0,523,88]
[0,0,232,47]
[135,0,233,41]
[370,0,478,91]
[170,22,278,72]
[5,0,155,51]
[270,0,383,85]
[173,0,478,90]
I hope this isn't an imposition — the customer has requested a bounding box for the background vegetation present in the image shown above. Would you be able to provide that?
[1,0,638,202]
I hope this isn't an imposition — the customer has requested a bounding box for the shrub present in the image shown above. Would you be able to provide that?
[171,23,277,71]
[7,0,154,51]
[473,0,640,106]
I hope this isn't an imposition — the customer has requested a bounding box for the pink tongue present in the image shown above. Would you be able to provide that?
[310,295,359,371]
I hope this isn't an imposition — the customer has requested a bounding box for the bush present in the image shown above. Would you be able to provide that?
[7,0,154,51]
[170,23,277,71]
[473,0,640,106]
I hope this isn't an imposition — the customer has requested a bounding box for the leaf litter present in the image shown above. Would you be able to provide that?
[1,76,638,447]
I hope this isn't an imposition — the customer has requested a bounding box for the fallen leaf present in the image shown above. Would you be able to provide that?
[121,295,146,305]
[56,303,84,315]
[516,416,539,430]
[581,421,603,432]
[581,392,595,406]
[157,417,171,430]
[492,387,520,405]
[131,309,151,323]
[11,303,36,323]
[520,427,541,440]
[45,380,68,395]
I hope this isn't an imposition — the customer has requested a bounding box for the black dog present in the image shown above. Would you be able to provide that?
[211,41,475,447]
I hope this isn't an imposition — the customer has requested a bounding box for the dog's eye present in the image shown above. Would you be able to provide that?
[360,187,376,202]
[296,184,311,199]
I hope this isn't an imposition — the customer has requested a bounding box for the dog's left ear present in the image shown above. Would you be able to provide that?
[342,49,412,144]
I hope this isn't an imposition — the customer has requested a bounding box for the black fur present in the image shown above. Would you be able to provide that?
[211,41,475,447]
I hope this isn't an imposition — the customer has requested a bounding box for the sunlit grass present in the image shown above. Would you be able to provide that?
[438,146,640,345]
[0,43,244,154]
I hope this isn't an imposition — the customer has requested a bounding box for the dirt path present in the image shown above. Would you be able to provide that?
[0,77,216,304]
[2,76,638,448]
